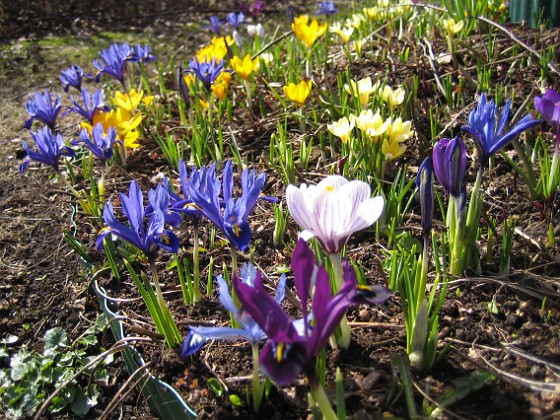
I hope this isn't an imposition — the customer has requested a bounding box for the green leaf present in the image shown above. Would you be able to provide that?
[229,394,243,407]
[71,387,91,416]
[10,351,32,381]
[78,335,98,347]
[207,378,223,397]
[44,327,68,353]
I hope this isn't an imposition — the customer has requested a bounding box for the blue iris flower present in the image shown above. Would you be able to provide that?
[60,65,84,92]
[24,89,63,129]
[204,16,225,34]
[69,88,108,123]
[19,126,75,173]
[96,180,179,259]
[72,123,118,163]
[93,42,135,85]
[181,264,286,357]
[134,44,156,63]
[189,57,226,91]
[316,1,337,15]
[461,92,542,165]
[189,161,266,252]
[226,12,245,29]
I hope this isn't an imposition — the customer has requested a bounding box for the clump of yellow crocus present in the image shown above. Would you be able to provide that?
[350,109,388,142]
[344,77,376,106]
[380,85,405,111]
[292,15,328,48]
[327,116,355,144]
[283,80,312,107]
[443,18,464,37]
[230,54,259,80]
[211,71,232,100]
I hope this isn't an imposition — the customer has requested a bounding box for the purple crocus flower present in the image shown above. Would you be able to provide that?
[189,161,267,252]
[72,123,118,163]
[181,264,286,357]
[189,57,226,91]
[233,239,391,386]
[534,89,560,144]
[69,88,108,123]
[316,1,337,15]
[240,0,265,20]
[134,44,156,63]
[226,12,245,29]
[24,89,63,129]
[96,180,180,259]
[60,65,84,92]
[461,92,542,164]
[432,136,467,199]
[93,42,134,85]
[416,157,434,240]
[204,16,225,35]
[19,126,75,173]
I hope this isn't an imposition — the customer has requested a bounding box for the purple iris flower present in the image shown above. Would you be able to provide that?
[19,126,75,173]
[69,88,108,123]
[461,92,541,164]
[24,89,63,129]
[72,123,118,163]
[177,65,190,109]
[316,1,337,15]
[181,264,287,357]
[189,57,226,91]
[189,161,266,252]
[204,16,225,35]
[60,65,84,92]
[93,42,134,85]
[432,136,467,200]
[96,180,180,259]
[134,44,156,63]
[233,239,391,386]
[416,157,434,237]
[534,89,560,144]
[240,0,265,20]
[226,12,245,29]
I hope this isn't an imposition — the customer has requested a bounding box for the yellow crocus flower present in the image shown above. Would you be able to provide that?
[382,137,407,160]
[196,35,235,62]
[211,71,232,100]
[292,15,328,49]
[327,116,355,144]
[381,85,405,109]
[385,117,413,143]
[344,77,376,106]
[112,89,144,113]
[350,109,388,142]
[230,54,258,80]
[443,18,464,37]
[283,80,312,107]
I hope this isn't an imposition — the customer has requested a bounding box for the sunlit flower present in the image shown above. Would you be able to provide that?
[327,116,355,144]
[240,0,265,19]
[353,38,366,56]
[350,109,388,141]
[211,71,232,100]
[432,136,467,199]
[233,239,391,386]
[380,85,405,109]
[60,65,84,92]
[19,126,75,173]
[189,57,226,91]
[112,89,149,115]
[286,175,384,254]
[247,23,265,38]
[97,180,179,258]
[230,54,258,80]
[24,89,63,129]
[226,11,245,29]
[461,92,541,165]
[196,36,235,62]
[93,42,134,85]
[344,77,376,106]
[69,88,108,123]
[363,7,379,20]
[204,15,224,35]
[134,44,156,63]
[381,137,407,160]
[259,52,274,65]
[316,1,337,16]
[443,18,464,37]
[292,15,328,49]
[385,117,413,143]
[72,123,118,163]
[283,80,312,107]
[331,24,354,43]
[346,14,365,30]
[416,157,434,237]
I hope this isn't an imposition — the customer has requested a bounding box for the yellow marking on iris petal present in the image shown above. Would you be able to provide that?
[276,342,285,363]
[183,202,202,211]
[160,233,171,245]
[233,223,240,237]
[98,227,112,235]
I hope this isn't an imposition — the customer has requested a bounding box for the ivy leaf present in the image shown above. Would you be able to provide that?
[71,387,91,416]
[44,328,68,353]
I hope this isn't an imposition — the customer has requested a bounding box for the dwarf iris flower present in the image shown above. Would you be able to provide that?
[234,239,391,389]
[72,123,118,163]
[96,180,179,259]
[189,161,266,252]
[24,89,63,129]
[432,136,467,200]
[189,57,226,91]
[134,44,156,63]
[461,92,541,165]
[19,126,75,173]
[416,157,434,240]
[93,42,134,85]
[69,88,108,123]
[60,65,84,92]
[226,12,245,29]
[316,0,337,15]
[204,16,224,34]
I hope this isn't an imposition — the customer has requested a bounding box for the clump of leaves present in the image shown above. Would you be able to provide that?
[0,315,113,418]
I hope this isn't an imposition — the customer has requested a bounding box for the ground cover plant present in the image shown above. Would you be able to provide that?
[1,0,560,418]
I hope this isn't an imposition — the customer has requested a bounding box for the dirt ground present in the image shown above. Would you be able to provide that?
[1,1,560,419]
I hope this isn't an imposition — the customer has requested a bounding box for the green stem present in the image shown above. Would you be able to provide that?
[328,253,351,348]
[310,383,337,420]
[192,223,201,304]
[251,344,263,413]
